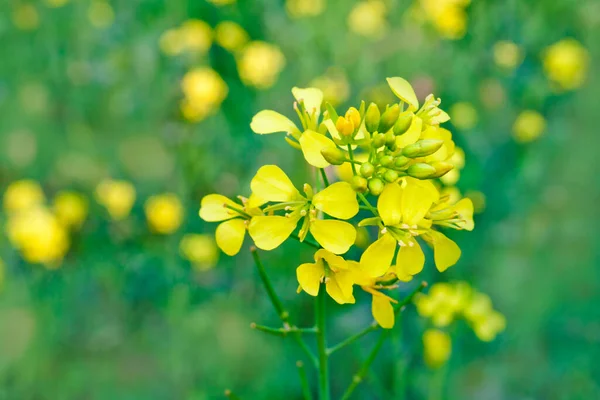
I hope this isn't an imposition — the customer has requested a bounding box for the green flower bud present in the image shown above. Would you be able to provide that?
[367,177,385,196]
[372,133,386,148]
[379,104,400,133]
[402,139,445,158]
[428,162,454,178]
[320,146,347,165]
[360,162,375,178]
[393,111,413,135]
[376,167,387,176]
[394,155,410,168]
[383,169,399,183]
[407,163,436,179]
[365,103,381,133]
[351,175,369,193]
[384,131,396,147]
[380,155,394,167]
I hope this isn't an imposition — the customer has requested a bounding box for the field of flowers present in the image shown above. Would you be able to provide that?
[0,0,598,399]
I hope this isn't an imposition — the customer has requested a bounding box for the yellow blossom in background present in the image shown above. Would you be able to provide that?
[12,4,39,31]
[215,21,249,52]
[423,329,452,368]
[206,0,236,6]
[6,207,70,267]
[95,179,136,220]
[493,40,524,70]
[439,147,465,186]
[88,1,115,29]
[3,180,45,214]
[449,102,478,130]
[180,67,228,122]
[465,190,486,214]
[53,191,89,229]
[543,39,589,91]
[347,1,388,39]
[513,110,546,143]
[44,0,70,8]
[159,20,213,56]
[144,193,184,234]
[237,41,286,89]
[420,0,470,40]
[179,234,219,270]
[309,67,350,107]
[286,0,326,18]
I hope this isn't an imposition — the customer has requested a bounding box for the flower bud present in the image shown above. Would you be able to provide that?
[394,156,410,168]
[407,163,436,179]
[367,177,385,196]
[393,112,413,135]
[365,103,380,133]
[335,116,354,137]
[320,146,347,165]
[360,162,375,178]
[428,162,454,178]
[380,155,394,167]
[379,104,400,133]
[384,131,396,147]
[383,169,399,182]
[372,133,386,148]
[402,139,445,158]
[351,175,368,193]
[345,107,361,129]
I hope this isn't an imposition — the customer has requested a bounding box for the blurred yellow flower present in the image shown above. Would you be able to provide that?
[347,1,388,39]
[160,20,213,56]
[53,191,89,229]
[215,21,249,52]
[423,329,452,368]
[207,0,236,5]
[3,180,45,214]
[179,234,219,270]
[88,1,114,29]
[286,0,326,18]
[465,190,486,214]
[493,40,523,70]
[449,102,478,130]
[512,110,546,143]
[44,0,70,8]
[144,193,184,234]
[420,0,470,40]
[543,38,589,91]
[6,207,70,267]
[237,41,286,89]
[180,67,228,122]
[309,67,350,107]
[95,179,136,220]
[12,5,39,31]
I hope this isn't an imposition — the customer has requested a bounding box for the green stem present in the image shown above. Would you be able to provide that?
[357,193,378,216]
[319,168,330,187]
[251,323,317,336]
[327,322,378,355]
[347,144,358,174]
[315,285,330,400]
[297,361,314,400]
[224,204,252,219]
[291,233,321,250]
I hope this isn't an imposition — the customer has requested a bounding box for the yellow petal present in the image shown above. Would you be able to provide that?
[312,182,358,220]
[248,215,299,251]
[199,194,242,222]
[310,219,356,255]
[454,198,474,231]
[395,238,425,275]
[401,177,438,226]
[377,183,403,226]
[386,77,419,110]
[298,130,337,168]
[250,165,301,203]
[428,230,461,272]
[215,218,246,256]
[326,271,355,304]
[395,115,423,148]
[323,118,341,141]
[372,294,395,329]
[292,87,323,115]
[296,262,323,297]
[359,233,396,277]
[250,110,297,134]
[315,249,348,272]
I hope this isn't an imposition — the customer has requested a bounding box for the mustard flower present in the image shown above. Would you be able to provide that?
[286,0,326,18]
[179,234,219,270]
[347,1,388,39]
[237,41,285,89]
[493,41,524,70]
[543,39,589,91]
[513,110,546,143]
[180,67,228,122]
[95,179,136,221]
[53,191,89,229]
[296,249,355,304]
[423,329,452,368]
[145,193,184,234]
[215,21,249,52]
[350,261,398,328]
[3,180,45,214]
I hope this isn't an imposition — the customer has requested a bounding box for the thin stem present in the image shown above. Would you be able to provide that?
[315,286,330,400]
[291,233,321,250]
[224,204,252,219]
[251,323,317,336]
[297,361,314,400]
[346,144,358,174]
[357,193,378,216]
[319,168,330,187]
[327,322,378,355]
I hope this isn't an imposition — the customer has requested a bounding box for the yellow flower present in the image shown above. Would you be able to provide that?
[3,180,45,214]
[493,41,523,70]
[53,191,88,229]
[12,5,39,31]
[95,179,136,221]
[181,67,228,122]
[350,262,398,328]
[88,1,114,29]
[248,165,358,254]
[145,193,184,234]
[420,0,470,40]
[512,110,546,143]
[296,249,355,304]
[449,102,478,130]
[179,234,219,270]
[237,41,286,89]
[286,0,326,18]
[215,21,249,52]
[199,194,262,256]
[179,20,213,53]
[472,310,506,342]
[348,1,388,39]
[423,329,451,368]
[543,39,589,91]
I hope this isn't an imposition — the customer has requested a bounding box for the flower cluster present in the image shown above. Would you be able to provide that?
[543,38,589,91]
[415,281,506,367]
[200,77,477,328]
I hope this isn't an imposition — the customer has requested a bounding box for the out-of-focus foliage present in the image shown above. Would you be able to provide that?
[0,0,598,399]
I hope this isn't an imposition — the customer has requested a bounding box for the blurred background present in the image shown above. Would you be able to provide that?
[0,0,599,399]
